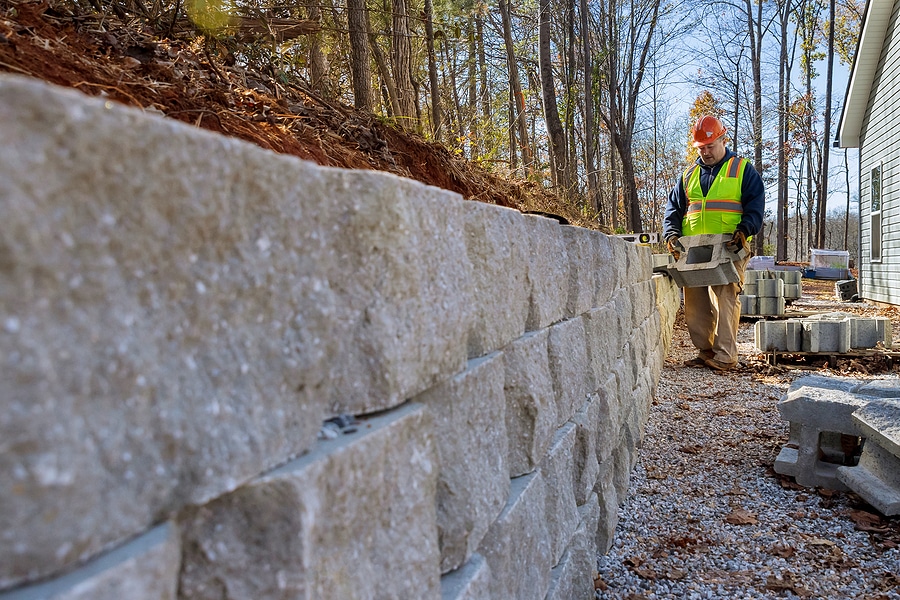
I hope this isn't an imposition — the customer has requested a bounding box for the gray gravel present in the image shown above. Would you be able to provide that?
[595,296,900,599]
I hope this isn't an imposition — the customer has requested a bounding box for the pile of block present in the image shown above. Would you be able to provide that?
[755,312,892,353]
[775,376,900,515]
[740,269,802,316]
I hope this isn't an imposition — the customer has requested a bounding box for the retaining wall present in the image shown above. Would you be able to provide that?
[0,75,680,599]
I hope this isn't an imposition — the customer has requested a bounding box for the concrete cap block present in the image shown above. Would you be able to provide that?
[852,401,900,458]
[777,375,869,433]
[853,379,900,399]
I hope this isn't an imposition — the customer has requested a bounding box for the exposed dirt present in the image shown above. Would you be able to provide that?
[0,0,578,221]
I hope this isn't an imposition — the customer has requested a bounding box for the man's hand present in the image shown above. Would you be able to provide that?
[726,229,749,253]
[666,236,684,260]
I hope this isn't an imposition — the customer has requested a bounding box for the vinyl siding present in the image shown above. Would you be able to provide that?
[858,0,900,306]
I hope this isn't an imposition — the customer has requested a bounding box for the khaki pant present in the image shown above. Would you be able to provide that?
[683,254,750,365]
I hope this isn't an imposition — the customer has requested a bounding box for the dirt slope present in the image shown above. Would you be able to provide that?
[0,0,573,219]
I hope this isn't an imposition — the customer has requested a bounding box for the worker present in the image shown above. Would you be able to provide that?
[663,115,765,371]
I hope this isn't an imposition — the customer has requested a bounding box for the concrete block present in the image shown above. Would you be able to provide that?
[570,394,602,506]
[539,424,580,565]
[592,234,616,308]
[440,554,491,600]
[838,402,900,515]
[835,279,858,301]
[0,524,179,600]
[177,402,441,600]
[783,283,802,300]
[477,472,552,600]
[743,281,758,296]
[755,320,802,352]
[583,305,620,380]
[775,376,870,489]
[560,225,598,318]
[741,294,758,315]
[547,318,594,427]
[544,518,595,600]
[757,278,785,297]
[463,201,529,357]
[744,269,763,281]
[758,296,786,316]
[849,317,892,349]
[414,354,509,573]
[665,233,745,288]
[778,270,802,285]
[523,214,568,331]
[854,379,900,398]
[802,318,851,352]
[592,461,619,553]
[502,330,557,477]
[652,253,673,272]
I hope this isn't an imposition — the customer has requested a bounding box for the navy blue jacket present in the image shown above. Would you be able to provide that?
[663,148,765,241]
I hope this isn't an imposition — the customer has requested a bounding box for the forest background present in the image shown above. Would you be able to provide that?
[10,0,865,262]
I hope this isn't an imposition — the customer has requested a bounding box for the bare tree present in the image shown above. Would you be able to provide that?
[347,0,373,111]
[539,0,571,193]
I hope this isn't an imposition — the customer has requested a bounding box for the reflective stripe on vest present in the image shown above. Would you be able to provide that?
[681,157,747,237]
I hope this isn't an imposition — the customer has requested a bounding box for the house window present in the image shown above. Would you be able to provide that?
[871,164,882,262]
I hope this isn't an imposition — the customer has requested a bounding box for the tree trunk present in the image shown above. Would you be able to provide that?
[392,0,416,128]
[581,0,599,220]
[498,0,533,175]
[424,0,442,140]
[818,0,836,247]
[347,0,372,111]
[366,11,401,117]
[744,0,766,255]
[306,0,327,95]
[539,0,570,193]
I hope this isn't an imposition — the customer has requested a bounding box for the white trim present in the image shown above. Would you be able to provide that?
[838,0,896,148]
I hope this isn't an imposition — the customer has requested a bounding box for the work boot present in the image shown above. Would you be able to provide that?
[704,358,737,371]
[683,356,708,367]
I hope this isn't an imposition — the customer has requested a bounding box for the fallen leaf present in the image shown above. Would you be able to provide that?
[771,543,795,558]
[676,402,691,410]
[633,566,657,580]
[665,568,686,580]
[679,444,704,454]
[724,508,758,525]
[807,537,835,547]
[593,575,608,590]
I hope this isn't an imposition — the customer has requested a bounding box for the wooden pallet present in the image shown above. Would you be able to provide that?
[758,348,900,367]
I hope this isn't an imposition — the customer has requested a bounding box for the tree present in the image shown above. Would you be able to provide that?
[538,0,571,193]
[348,0,373,111]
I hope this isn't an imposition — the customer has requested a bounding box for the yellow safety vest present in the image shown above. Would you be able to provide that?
[681,157,748,237]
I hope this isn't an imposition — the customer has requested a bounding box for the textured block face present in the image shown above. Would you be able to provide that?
[322,169,473,415]
[592,234,617,308]
[741,294,758,315]
[522,215,568,331]
[539,424,580,565]
[502,331,557,477]
[414,354,510,573]
[758,296,786,316]
[570,395,602,506]
[463,202,529,357]
[178,403,441,600]
[560,226,598,318]
[477,473,552,600]
[544,519,595,600]
[547,317,594,426]
[1,78,343,587]
[783,283,802,299]
[1,525,180,600]
[777,376,868,433]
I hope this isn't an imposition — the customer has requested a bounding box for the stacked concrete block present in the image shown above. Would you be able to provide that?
[757,277,786,316]
[776,376,900,512]
[665,233,746,287]
[802,317,851,352]
[774,376,870,489]
[850,316,892,349]
[838,402,900,515]
[741,269,803,315]
[779,270,803,300]
[1,75,683,599]
[754,319,803,352]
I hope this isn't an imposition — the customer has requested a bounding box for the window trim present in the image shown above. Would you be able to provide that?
[871,163,883,263]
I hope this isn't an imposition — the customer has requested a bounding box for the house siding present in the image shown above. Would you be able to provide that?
[858,0,900,305]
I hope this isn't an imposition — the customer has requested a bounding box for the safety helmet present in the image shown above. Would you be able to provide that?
[692,115,726,147]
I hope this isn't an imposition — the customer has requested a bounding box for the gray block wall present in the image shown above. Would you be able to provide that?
[0,75,680,599]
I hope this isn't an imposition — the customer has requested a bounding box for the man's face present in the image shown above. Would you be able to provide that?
[697,137,727,165]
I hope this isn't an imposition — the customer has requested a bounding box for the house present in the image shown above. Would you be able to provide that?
[838,0,900,306]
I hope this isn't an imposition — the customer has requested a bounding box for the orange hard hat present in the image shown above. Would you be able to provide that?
[692,115,726,147]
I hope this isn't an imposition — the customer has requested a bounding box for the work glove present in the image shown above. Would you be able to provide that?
[666,235,684,260]
[726,229,749,254]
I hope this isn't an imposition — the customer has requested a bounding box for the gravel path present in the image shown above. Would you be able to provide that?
[595,287,900,599]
